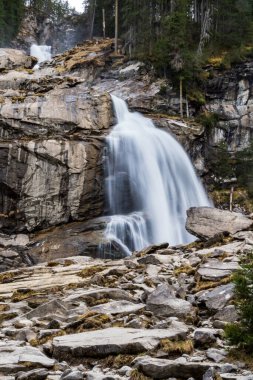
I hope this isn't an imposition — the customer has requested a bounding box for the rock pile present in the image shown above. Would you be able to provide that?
[0,208,252,379]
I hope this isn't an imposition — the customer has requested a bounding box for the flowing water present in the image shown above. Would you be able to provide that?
[104,95,212,256]
[30,44,52,68]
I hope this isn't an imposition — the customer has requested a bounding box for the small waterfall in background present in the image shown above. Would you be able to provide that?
[30,44,52,69]
[104,95,212,256]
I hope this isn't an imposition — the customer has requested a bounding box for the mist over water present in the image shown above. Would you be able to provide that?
[104,95,211,256]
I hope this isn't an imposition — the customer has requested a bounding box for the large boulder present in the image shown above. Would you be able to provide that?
[0,49,36,70]
[186,207,252,240]
[146,283,193,318]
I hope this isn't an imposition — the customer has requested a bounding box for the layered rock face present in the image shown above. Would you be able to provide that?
[0,45,113,233]
[204,62,253,150]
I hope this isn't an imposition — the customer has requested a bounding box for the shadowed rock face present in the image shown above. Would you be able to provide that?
[0,82,112,233]
[0,139,105,232]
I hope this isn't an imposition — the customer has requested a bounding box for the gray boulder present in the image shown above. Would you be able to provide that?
[186,207,252,240]
[146,284,193,318]
[0,49,36,70]
[134,356,221,379]
[197,284,234,311]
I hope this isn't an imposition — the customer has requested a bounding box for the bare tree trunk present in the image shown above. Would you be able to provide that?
[229,186,234,212]
[102,8,106,38]
[197,7,212,55]
[186,95,189,118]
[115,0,119,53]
[180,77,183,118]
[89,0,96,40]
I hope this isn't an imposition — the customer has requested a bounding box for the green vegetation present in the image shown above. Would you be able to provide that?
[0,0,73,47]
[207,140,253,212]
[226,255,253,353]
[26,0,71,22]
[0,0,25,46]
[85,0,253,89]
[236,140,253,198]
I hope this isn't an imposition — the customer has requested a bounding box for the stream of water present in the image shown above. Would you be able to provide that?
[104,95,212,256]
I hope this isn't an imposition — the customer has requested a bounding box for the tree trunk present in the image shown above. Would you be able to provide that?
[229,186,234,212]
[115,0,119,53]
[102,8,106,38]
[89,0,96,40]
[180,77,183,118]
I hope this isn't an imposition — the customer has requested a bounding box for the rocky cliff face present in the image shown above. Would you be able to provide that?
[204,62,253,151]
[12,11,87,54]
[0,44,113,234]
[0,40,253,265]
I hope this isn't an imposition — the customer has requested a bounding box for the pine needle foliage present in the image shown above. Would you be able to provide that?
[226,255,253,353]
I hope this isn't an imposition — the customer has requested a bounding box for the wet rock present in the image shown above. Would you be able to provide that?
[146,283,193,318]
[52,326,188,359]
[186,207,252,240]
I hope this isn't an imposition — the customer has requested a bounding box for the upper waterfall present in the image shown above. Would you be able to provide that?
[30,44,52,68]
[104,95,212,256]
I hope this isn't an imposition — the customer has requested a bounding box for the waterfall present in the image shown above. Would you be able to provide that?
[104,95,212,256]
[30,44,52,68]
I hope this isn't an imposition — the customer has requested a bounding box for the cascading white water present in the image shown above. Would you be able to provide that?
[104,95,212,256]
[30,44,52,69]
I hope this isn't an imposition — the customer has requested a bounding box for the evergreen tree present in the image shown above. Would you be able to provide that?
[0,0,25,47]
[226,255,253,353]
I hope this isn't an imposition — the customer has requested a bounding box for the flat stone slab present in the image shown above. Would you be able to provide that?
[0,341,55,374]
[186,207,252,240]
[52,326,189,359]
[197,260,240,281]
[195,242,245,257]
[134,356,221,379]
[91,300,145,315]
[63,287,133,304]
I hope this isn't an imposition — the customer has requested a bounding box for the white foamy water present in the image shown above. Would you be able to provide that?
[30,44,52,68]
[104,95,212,256]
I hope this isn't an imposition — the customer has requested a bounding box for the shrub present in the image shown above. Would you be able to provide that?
[225,255,253,353]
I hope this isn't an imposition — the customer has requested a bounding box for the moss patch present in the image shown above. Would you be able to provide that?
[193,275,232,293]
[11,289,43,302]
[78,266,105,278]
[130,369,151,380]
[0,312,18,324]
[0,271,15,284]
[174,265,195,276]
[159,339,194,355]
[65,311,111,333]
